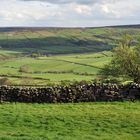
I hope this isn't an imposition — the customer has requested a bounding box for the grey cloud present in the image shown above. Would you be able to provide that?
[0,0,140,27]
[21,0,102,5]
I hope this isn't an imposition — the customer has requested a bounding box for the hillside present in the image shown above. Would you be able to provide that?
[0,25,140,85]
[0,25,140,54]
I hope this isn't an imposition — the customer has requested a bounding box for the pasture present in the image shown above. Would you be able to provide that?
[0,50,112,85]
[0,26,140,84]
[0,26,139,140]
[0,102,139,140]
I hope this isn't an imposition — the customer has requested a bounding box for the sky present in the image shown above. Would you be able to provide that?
[0,0,140,27]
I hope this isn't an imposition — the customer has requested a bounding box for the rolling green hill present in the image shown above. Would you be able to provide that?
[0,26,139,140]
[0,25,140,54]
[0,25,139,84]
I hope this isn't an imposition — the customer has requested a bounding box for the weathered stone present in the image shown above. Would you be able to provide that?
[0,82,139,103]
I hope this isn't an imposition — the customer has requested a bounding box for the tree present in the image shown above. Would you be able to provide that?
[99,35,140,83]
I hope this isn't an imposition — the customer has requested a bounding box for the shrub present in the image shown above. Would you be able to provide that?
[19,65,31,73]
[0,78,13,85]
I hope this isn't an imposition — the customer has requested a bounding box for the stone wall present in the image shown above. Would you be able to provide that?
[0,83,140,103]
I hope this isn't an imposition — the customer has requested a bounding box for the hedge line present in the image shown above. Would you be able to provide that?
[0,83,140,103]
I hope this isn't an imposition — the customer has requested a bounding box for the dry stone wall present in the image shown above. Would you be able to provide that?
[0,83,140,103]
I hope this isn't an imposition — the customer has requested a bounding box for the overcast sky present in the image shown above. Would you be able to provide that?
[0,0,140,27]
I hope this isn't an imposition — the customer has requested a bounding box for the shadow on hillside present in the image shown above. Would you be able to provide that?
[0,36,113,54]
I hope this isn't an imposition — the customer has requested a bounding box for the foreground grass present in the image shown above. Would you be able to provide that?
[0,102,140,140]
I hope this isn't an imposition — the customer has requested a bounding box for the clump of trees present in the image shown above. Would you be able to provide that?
[99,34,140,83]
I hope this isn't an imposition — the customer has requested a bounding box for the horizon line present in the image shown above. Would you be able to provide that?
[0,24,140,29]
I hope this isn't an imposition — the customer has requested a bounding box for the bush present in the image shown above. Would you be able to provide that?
[19,65,31,73]
[0,78,13,85]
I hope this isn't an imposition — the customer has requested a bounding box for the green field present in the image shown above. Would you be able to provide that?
[0,102,139,140]
[0,26,140,84]
[0,27,140,140]
[0,50,112,84]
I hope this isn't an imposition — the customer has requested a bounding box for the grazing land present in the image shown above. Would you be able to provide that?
[0,102,140,140]
[0,50,112,84]
[0,26,140,140]
[1,25,140,84]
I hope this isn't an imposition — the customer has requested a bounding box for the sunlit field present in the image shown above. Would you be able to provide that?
[0,102,140,140]
[0,50,112,84]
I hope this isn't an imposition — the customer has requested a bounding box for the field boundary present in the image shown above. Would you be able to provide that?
[0,83,139,103]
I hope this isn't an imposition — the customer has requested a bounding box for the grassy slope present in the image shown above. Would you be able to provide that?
[0,50,21,60]
[0,26,140,84]
[0,51,112,84]
[0,26,140,54]
[0,102,140,140]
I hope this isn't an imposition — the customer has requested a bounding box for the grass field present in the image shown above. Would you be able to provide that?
[0,27,140,140]
[0,102,139,140]
[0,26,140,84]
[0,50,112,84]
